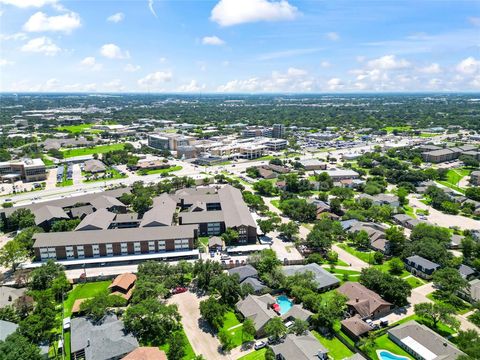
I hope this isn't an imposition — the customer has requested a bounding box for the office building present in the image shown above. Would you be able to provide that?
[0,158,46,182]
[272,124,285,138]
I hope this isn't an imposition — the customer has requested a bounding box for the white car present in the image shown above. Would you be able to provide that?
[254,341,267,350]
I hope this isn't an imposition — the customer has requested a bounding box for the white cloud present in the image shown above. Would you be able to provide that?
[286,67,307,76]
[0,58,14,66]
[107,12,125,23]
[148,0,157,17]
[0,32,28,41]
[456,57,480,75]
[326,78,343,90]
[468,17,480,27]
[100,43,130,59]
[320,61,331,68]
[159,57,167,63]
[124,63,141,72]
[103,79,125,91]
[80,56,102,71]
[418,63,441,74]
[211,0,299,26]
[23,11,81,33]
[367,55,410,70]
[21,36,61,55]
[202,35,225,46]
[0,0,57,8]
[177,80,206,92]
[326,32,340,41]
[258,47,321,61]
[138,71,173,89]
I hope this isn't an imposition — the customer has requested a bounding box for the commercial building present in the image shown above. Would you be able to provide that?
[242,126,272,138]
[147,133,194,151]
[272,123,285,138]
[388,320,465,360]
[0,158,47,182]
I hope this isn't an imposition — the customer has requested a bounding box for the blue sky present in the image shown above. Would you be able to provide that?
[0,0,479,92]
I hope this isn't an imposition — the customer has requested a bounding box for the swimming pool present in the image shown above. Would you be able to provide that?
[377,350,410,360]
[276,295,293,315]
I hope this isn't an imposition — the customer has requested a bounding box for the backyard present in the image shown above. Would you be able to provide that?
[63,280,112,317]
[361,333,413,360]
[158,329,196,360]
[61,143,126,158]
[221,310,253,348]
[312,330,354,359]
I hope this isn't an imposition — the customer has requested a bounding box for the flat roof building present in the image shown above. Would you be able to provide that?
[0,158,46,182]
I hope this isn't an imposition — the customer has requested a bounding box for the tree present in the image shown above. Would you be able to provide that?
[455,330,480,359]
[242,318,256,341]
[0,333,43,360]
[311,291,347,330]
[306,229,332,252]
[50,219,81,232]
[388,257,405,275]
[465,187,480,202]
[18,291,57,344]
[218,329,235,351]
[433,267,469,297]
[221,228,239,246]
[278,221,299,241]
[168,332,186,360]
[124,298,181,344]
[0,305,20,323]
[359,268,411,307]
[248,249,281,276]
[279,198,317,222]
[28,260,65,291]
[385,226,406,256]
[264,317,287,340]
[132,193,153,215]
[193,260,224,291]
[257,219,276,235]
[80,292,126,323]
[329,197,342,215]
[353,230,370,249]
[199,297,226,330]
[5,209,35,231]
[414,302,459,329]
[0,240,28,271]
[210,273,241,306]
[291,318,308,335]
[253,179,277,196]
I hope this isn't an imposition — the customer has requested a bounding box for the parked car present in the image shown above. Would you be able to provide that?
[221,254,231,260]
[172,287,187,294]
[254,341,267,350]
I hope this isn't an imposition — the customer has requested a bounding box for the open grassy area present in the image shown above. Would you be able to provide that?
[404,276,425,289]
[63,280,111,317]
[270,199,280,209]
[41,156,55,166]
[55,124,100,134]
[312,331,353,359]
[361,333,414,360]
[403,205,416,218]
[221,311,252,347]
[61,143,125,158]
[83,168,127,183]
[338,243,374,264]
[382,126,412,134]
[437,168,471,194]
[419,132,441,138]
[138,165,183,175]
[374,259,411,278]
[158,329,196,360]
[237,348,267,360]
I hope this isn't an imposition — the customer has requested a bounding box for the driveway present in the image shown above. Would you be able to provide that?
[167,290,225,360]
[332,244,368,271]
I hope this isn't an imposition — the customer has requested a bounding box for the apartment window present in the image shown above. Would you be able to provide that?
[76,245,84,259]
[174,239,190,251]
[148,241,155,253]
[134,242,141,254]
[207,222,221,235]
[157,240,166,252]
[106,243,113,257]
[66,246,74,260]
[92,244,100,258]
[238,227,247,243]
[40,247,56,260]
[121,242,128,255]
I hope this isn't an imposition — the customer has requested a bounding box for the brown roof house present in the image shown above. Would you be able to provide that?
[341,315,372,341]
[338,282,392,319]
[122,347,167,360]
[109,273,137,302]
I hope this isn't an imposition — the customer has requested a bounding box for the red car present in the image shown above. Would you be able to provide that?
[172,287,188,294]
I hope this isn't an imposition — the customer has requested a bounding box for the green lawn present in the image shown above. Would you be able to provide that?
[403,205,416,218]
[83,168,127,183]
[312,331,353,359]
[63,280,111,317]
[223,311,241,329]
[270,199,280,209]
[362,333,413,360]
[338,243,375,264]
[41,156,55,166]
[426,292,471,315]
[404,276,425,289]
[61,143,125,158]
[419,133,441,138]
[382,126,412,134]
[437,168,471,194]
[391,314,456,337]
[221,311,252,348]
[159,329,195,360]
[374,259,410,278]
[138,165,183,175]
[55,124,100,134]
[199,236,209,249]
[237,348,267,360]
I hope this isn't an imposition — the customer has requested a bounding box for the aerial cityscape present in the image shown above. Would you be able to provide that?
[0,1,479,360]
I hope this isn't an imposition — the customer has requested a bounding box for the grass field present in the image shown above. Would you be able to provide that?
[55,124,102,134]
[338,243,374,264]
[61,143,125,158]
[221,311,252,347]
[237,348,267,360]
[138,165,182,175]
[63,280,112,317]
[427,292,472,315]
[404,276,425,289]
[382,126,412,133]
[312,331,353,359]
[437,168,471,194]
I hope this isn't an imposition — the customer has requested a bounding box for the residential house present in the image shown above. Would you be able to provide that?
[392,214,425,230]
[208,236,223,252]
[404,255,440,279]
[69,205,94,220]
[122,347,167,360]
[109,273,137,302]
[471,171,480,186]
[460,279,480,304]
[340,315,372,341]
[347,222,389,254]
[228,265,266,293]
[70,314,139,360]
[0,320,18,341]
[458,264,476,280]
[306,199,331,219]
[75,209,116,231]
[282,263,340,292]
[338,282,392,319]
[388,320,465,360]
[358,194,400,208]
[90,195,127,213]
[270,332,329,360]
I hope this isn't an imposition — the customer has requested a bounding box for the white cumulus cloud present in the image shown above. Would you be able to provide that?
[138,71,173,89]
[0,0,57,8]
[326,32,340,41]
[23,11,81,33]
[124,64,141,72]
[327,78,343,90]
[21,36,61,55]
[80,56,102,71]
[367,55,410,70]
[177,80,206,92]
[0,58,14,66]
[202,35,225,46]
[107,12,125,23]
[210,0,299,27]
[100,43,130,59]
[418,63,441,74]
[456,57,480,74]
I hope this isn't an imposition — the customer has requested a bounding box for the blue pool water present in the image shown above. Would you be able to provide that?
[378,350,409,360]
[276,295,293,315]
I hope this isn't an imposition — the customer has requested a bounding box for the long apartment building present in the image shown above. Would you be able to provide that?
[421,145,479,163]
[0,158,47,182]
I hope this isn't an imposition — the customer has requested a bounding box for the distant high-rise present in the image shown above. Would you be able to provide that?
[272,124,285,138]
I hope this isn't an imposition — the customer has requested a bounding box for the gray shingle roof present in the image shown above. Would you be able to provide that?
[0,320,18,341]
[75,208,116,231]
[70,314,138,360]
[228,264,258,282]
[141,194,177,227]
[34,205,69,225]
[236,294,277,331]
[406,255,440,271]
[218,185,256,228]
[33,225,197,248]
[282,263,340,290]
[83,159,106,173]
[90,195,125,210]
[270,331,327,360]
